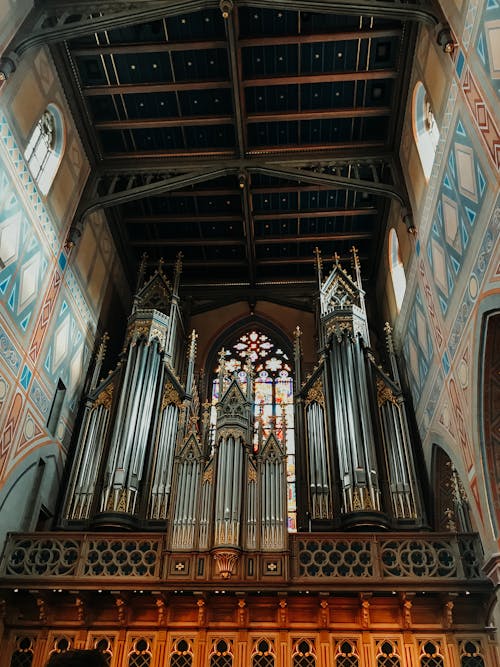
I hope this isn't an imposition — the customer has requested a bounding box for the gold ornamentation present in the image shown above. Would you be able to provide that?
[248,467,257,483]
[203,468,213,484]
[162,382,180,408]
[217,427,244,442]
[94,383,114,409]
[353,487,362,511]
[306,379,325,407]
[376,378,398,407]
[212,549,240,579]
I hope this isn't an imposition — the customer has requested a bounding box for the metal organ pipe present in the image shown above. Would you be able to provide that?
[67,402,110,519]
[306,401,329,518]
[101,338,163,514]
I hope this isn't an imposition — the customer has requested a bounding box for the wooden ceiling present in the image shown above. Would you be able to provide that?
[41,0,423,308]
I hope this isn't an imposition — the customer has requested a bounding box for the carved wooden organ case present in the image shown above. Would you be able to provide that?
[62,249,426,554]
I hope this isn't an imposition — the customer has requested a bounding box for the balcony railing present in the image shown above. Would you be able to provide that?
[0,531,486,589]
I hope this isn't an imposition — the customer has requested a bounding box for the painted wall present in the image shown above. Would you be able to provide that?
[380,0,500,589]
[0,42,129,544]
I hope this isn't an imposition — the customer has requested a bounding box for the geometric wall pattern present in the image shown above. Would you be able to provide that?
[0,112,97,488]
[403,287,434,403]
[0,168,49,336]
[427,118,487,315]
[476,0,500,101]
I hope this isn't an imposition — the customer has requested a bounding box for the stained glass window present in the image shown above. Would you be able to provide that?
[211,330,296,531]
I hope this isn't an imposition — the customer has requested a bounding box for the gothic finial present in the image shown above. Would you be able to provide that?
[314,246,323,285]
[384,322,394,353]
[281,403,287,444]
[351,245,360,269]
[175,251,183,275]
[333,251,341,267]
[137,252,148,290]
[293,325,302,356]
[189,329,198,359]
[172,251,183,294]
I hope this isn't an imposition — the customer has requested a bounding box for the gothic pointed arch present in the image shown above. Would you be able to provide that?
[207,322,296,531]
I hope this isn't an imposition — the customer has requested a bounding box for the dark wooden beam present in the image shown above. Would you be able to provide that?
[71,40,227,55]
[248,107,390,123]
[103,141,385,159]
[223,3,246,157]
[240,171,256,285]
[70,27,401,57]
[94,116,233,130]
[124,214,242,223]
[239,27,402,47]
[130,238,245,246]
[128,231,372,246]
[255,231,373,243]
[243,69,397,87]
[254,208,376,220]
[83,80,231,96]
[98,149,393,171]
[93,106,389,131]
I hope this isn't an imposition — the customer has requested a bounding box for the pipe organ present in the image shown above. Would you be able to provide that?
[3,252,491,663]
[63,249,425,541]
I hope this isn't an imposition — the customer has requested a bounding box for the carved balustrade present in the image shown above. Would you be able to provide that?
[0,532,485,588]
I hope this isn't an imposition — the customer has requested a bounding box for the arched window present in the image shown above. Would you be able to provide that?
[460,640,485,667]
[420,641,444,667]
[334,641,359,667]
[292,639,316,667]
[389,229,406,312]
[93,638,113,667]
[128,638,151,667]
[24,104,64,195]
[10,637,34,667]
[209,639,232,667]
[170,639,193,667]
[433,445,473,533]
[377,641,400,667]
[413,82,440,180]
[252,639,275,667]
[210,328,296,530]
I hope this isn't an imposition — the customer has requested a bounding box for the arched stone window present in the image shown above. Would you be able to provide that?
[413,82,440,180]
[24,104,64,195]
[389,228,406,311]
